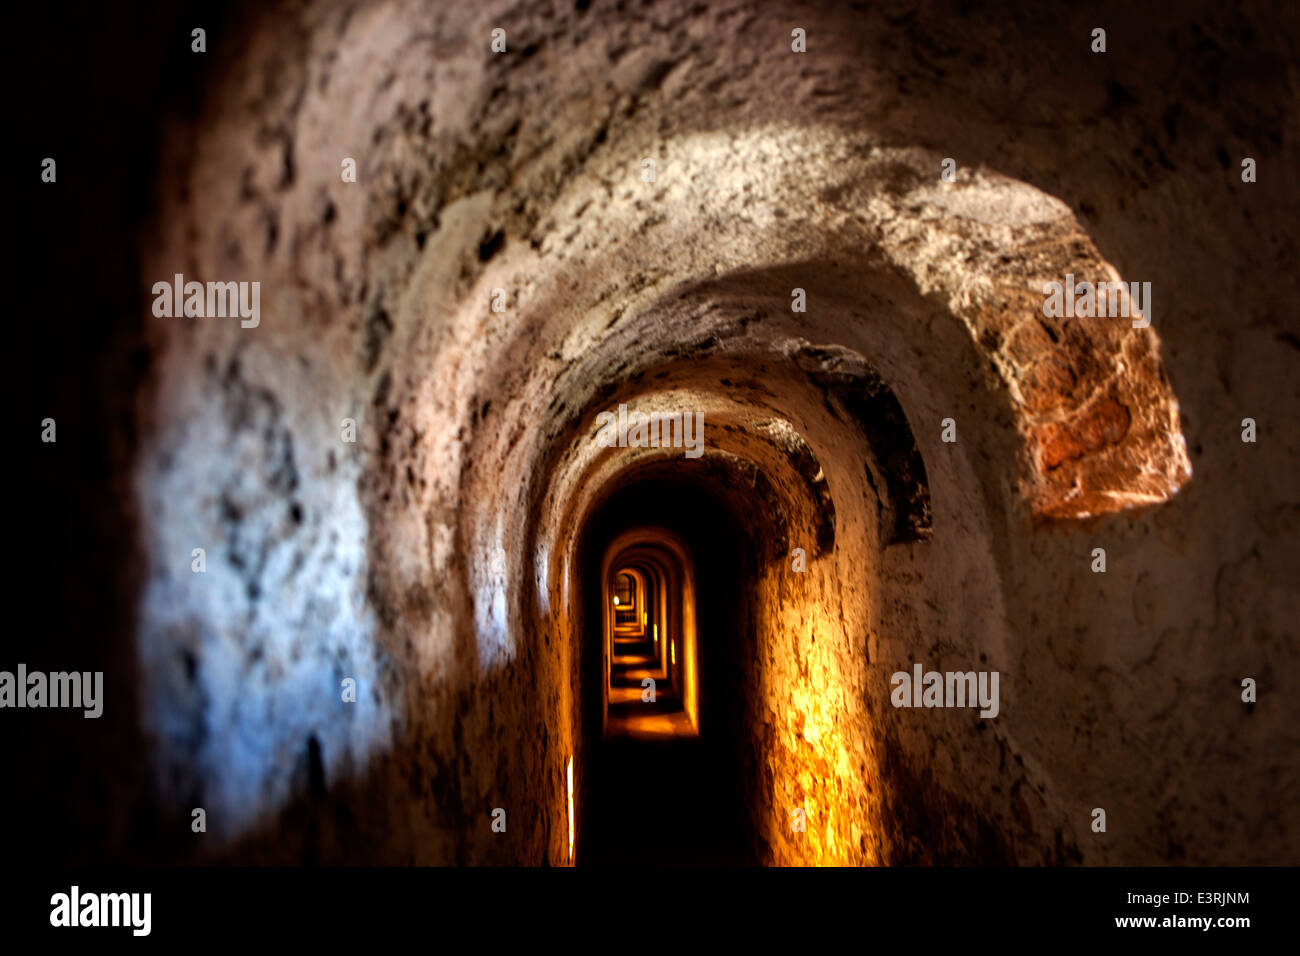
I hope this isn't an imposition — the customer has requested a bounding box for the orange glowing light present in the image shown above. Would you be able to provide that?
[566,755,575,863]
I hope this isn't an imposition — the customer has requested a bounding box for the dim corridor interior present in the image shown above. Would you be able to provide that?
[22,0,1296,871]
[576,479,756,865]
[580,487,756,865]
[584,627,754,866]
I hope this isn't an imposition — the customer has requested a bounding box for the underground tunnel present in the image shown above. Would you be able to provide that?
[13,0,1298,878]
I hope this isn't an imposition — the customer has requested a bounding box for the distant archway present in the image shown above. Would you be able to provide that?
[601,528,699,738]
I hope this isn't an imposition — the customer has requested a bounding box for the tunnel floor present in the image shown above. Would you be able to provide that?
[581,736,756,867]
[605,631,694,739]
[583,628,755,865]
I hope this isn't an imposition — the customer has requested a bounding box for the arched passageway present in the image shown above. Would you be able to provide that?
[579,480,755,865]
[22,0,1297,872]
[603,535,696,740]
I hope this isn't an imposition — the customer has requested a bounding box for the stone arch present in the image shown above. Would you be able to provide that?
[114,0,1273,870]
[454,138,1190,578]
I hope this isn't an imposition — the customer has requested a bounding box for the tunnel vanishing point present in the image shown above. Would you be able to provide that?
[18,0,1299,868]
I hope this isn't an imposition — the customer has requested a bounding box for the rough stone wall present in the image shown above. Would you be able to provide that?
[31,0,1294,864]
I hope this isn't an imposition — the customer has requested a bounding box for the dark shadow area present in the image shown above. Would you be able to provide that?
[577,475,759,866]
[11,0,243,866]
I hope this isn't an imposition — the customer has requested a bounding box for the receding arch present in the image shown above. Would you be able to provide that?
[116,0,1261,870]
[601,528,699,736]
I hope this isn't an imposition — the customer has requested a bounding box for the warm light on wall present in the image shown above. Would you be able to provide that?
[670,640,676,666]
[653,623,658,644]
[566,755,575,863]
